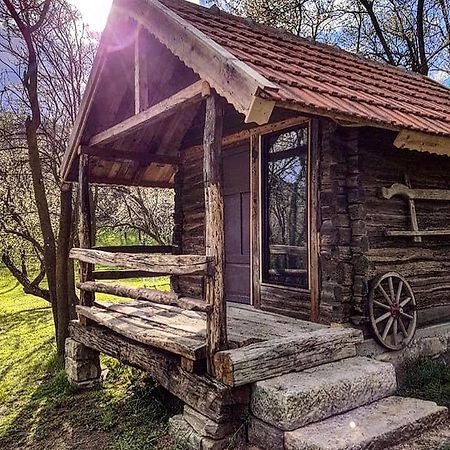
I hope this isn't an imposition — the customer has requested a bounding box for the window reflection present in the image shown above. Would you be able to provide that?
[262,126,309,288]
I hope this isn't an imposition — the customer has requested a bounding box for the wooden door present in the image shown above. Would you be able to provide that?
[223,144,251,304]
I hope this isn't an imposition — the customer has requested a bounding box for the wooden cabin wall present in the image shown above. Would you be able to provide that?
[358,128,450,327]
[173,145,206,298]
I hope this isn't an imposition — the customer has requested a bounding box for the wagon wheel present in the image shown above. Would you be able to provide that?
[369,272,417,351]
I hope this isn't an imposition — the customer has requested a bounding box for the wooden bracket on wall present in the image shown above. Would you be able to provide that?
[382,173,450,241]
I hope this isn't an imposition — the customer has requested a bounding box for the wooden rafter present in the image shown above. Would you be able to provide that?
[81,146,180,166]
[89,80,208,147]
[134,25,149,114]
[115,0,277,124]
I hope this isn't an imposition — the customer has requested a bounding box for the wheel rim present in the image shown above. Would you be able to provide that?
[369,272,417,351]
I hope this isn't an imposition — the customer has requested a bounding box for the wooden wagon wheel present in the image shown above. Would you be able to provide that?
[369,272,417,351]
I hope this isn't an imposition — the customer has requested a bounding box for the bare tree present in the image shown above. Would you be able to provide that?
[0,0,96,356]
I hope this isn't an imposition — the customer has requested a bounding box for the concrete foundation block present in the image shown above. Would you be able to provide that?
[65,337,99,361]
[65,356,101,383]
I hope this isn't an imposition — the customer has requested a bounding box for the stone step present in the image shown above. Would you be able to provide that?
[284,396,448,450]
[251,356,397,430]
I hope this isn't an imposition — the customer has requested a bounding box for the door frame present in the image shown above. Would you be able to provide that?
[249,118,320,321]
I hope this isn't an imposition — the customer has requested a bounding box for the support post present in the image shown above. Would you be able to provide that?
[78,152,94,307]
[203,93,228,375]
[134,25,149,114]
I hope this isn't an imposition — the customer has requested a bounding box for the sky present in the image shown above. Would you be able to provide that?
[68,0,202,31]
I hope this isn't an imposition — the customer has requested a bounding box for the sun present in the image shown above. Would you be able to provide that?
[69,0,113,32]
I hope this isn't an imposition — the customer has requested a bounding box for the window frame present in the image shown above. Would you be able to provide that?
[260,122,312,292]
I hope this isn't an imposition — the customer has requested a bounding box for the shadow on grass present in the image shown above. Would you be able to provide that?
[0,307,52,333]
[0,357,186,450]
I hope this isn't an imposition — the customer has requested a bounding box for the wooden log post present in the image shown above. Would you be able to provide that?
[203,92,228,375]
[78,152,94,307]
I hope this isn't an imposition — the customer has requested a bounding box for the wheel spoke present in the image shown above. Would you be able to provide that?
[378,285,394,305]
[375,311,392,324]
[400,297,411,307]
[374,300,391,311]
[388,277,395,302]
[395,280,403,304]
[393,320,399,345]
[399,317,408,337]
[382,317,394,340]
[400,311,414,320]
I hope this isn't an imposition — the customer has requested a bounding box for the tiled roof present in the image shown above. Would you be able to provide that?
[161,0,450,136]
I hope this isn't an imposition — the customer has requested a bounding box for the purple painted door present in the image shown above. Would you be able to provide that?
[223,144,251,304]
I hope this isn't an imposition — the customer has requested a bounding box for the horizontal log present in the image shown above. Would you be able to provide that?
[213,328,363,386]
[89,80,207,147]
[69,321,249,422]
[92,270,166,280]
[70,248,213,276]
[78,281,208,312]
[90,176,175,189]
[93,245,175,254]
[385,230,450,237]
[82,147,181,166]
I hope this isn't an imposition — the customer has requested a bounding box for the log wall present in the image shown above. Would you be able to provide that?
[358,127,450,326]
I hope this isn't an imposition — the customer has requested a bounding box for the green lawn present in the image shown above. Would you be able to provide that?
[0,269,186,450]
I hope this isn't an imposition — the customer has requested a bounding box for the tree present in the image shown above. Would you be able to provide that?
[0,0,96,356]
[218,0,450,78]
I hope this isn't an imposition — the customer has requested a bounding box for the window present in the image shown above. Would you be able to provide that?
[262,125,309,289]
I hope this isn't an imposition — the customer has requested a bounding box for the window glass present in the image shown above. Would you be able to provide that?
[262,126,309,288]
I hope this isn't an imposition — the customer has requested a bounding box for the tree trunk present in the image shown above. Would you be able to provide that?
[56,184,74,357]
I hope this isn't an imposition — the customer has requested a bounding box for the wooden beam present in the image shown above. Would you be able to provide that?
[203,93,228,375]
[89,176,175,189]
[70,248,214,276]
[93,269,166,280]
[93,245,174,254]
[134,25,149,114]
[82,146,181,166]
[89,80,207,147]
[394,130,450,156]
[213,328,363,386]
[382,183,450,202]
[78,153,94,307]
[78,281,209,312]
[115,0,278,124]
[69,321,250,422]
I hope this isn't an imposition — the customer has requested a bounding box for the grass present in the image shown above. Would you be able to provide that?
[0,268,187,450]
[398,358,450,409]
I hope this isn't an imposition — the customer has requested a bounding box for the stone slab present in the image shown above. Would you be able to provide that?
[248,416,284,450]
[65,356,101,383]
[184,405,238,439]
[169,414,245,450]
[65,337,99,361]
[285,396,448,450]
[251,356,396,430]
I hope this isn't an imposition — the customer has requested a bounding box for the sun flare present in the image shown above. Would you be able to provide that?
[69,0,113,32]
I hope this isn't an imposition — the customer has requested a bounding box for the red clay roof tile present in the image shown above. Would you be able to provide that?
[161,0,450,136]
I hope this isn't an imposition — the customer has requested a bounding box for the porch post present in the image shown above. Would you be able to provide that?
[78,152,94,307]
[203,92,228,375]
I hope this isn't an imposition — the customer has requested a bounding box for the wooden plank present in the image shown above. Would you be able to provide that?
[250,134,261,308]
[93,269,166,280]
[70,248,213,276]
[89,80,207,147]
[79,281,209,312]
[213,327,363,386]
[394,130,450,156]
[382,183,450,202]
[115,0,277,124]
[310,118,320,322]
[69,321,250,422]
[134,25,149,114]
[203,93,228,374]
[78,153,94,307]
[76,305,205,360]
[82,147,181,166]
[90,176,175,189]
[385,230,450,237]
[93,245,174,254]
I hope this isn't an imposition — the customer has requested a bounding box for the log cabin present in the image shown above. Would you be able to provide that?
[61,0,450,448]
